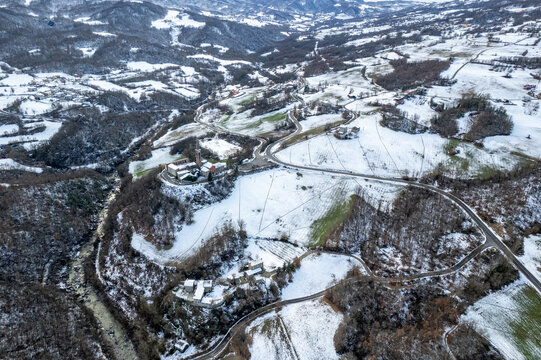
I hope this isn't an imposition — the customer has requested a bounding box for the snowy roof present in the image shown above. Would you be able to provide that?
[246,268,262,276]
[194,283,205,300]
[184,279,195,287]
[201,297,213,305]
[168,163,183,171]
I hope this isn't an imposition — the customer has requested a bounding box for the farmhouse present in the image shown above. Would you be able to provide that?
[333,126,360,140]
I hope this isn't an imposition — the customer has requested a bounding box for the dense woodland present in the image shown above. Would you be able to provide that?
[326,250,517,360]
[327,186,481,275]
[376,59,450,91]
[431,93,513,140]
[0,172,111,359]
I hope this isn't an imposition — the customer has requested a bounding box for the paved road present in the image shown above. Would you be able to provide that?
[183,85,541,359]
[266,115,541,294]
[187,241,491,360]
[450,36,532,79]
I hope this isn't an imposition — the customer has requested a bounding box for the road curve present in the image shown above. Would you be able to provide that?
[184,88,541,360]
[266,113,541,296]
[186,242,491,360]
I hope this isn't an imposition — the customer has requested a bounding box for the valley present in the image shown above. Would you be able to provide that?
[1,0,541,359]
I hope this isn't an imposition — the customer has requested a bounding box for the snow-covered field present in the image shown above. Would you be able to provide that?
[463,235,541,359]
[153,122,209,148]
[126,61,179,72]
[128,147,184,178]
[199,137,241,159]
[214,106,293,136]
[301,66,381,105]
[248,299,343,360]
[0,120,62,149]
[131,169,360,264]
[245,238,305,271]
[299,113,344,132]
[281,253,359,300]
[463,279,541,360]
[131,168,404,265]
[276,109,524,179]
[19,99,55,115]
[521,235,541,284]
[151,10,205,30]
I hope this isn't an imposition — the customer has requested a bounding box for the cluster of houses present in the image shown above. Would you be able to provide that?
[165,146,226,184]
[175,261,266,308]
[176,279,226,308]
[333,126,360,140]
[226,260,264,285]
[183,279,214,303]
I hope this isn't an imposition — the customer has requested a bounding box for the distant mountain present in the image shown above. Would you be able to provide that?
[11,0,420,19]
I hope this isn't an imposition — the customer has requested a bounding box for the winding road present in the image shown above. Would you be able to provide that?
[184,93,541,359]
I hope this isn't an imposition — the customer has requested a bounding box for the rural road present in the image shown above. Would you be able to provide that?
[267,111,541,295]
[185,103,541,359]
[187,242,490,360]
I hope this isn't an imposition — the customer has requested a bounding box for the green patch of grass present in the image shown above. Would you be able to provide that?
[444,139,461,156]
[509,286,541,358]
[261,112,287,123]
[475,165,499,179]
[134,167,157,179]
[219,115,232,127]
[244,112,287,130]
[238,96,255,106]
[442,139,471,172]
[310,195,355,247]
[284,121,344,147]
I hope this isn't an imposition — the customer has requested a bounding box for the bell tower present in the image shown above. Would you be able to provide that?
[195,140,202,168]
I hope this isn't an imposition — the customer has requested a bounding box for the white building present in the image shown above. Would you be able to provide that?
[193,283,205,303]
[203,280,213,292]
[184,279,195,293]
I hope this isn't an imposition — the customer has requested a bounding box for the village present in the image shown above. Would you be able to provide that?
[173,259,266,308]
[162,138,238,184]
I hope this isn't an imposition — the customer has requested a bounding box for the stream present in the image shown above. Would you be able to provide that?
[67,177,138,360]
